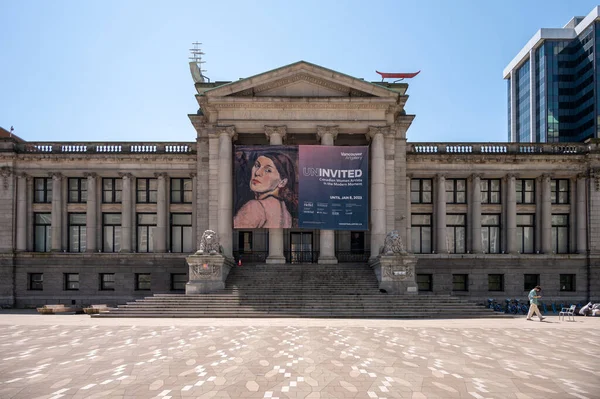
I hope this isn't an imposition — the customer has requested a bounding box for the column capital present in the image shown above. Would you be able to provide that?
[540,173,551,183]
[17,172,28,179]
[215,125,237,140]
[83,172,98,179]
[118,172,134,180]
[366,125,390,141]
[49,172,63,180]
[0,166,13,178]
[154,172,168,179]
[503,173,518,182]
[435,173,446,182]
[316,125,339,142]
[265,125,287,142]
[189,172,197,178]
[576,172,587,180]
[406,173,413,179]
[468,173,483,182]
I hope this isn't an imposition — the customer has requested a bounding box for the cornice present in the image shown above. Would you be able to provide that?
[210,102,390,110]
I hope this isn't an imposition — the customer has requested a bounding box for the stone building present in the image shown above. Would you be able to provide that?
[1,61,599,308]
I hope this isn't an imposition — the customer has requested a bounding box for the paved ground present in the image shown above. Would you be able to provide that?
[0,312,599,399]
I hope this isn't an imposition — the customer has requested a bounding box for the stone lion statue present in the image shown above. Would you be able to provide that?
[196,230,222,254]
[381,230,406,255]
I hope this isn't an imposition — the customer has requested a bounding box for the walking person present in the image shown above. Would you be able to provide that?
[527,285,545,321]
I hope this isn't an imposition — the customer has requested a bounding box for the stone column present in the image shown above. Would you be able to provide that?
[435,174,447,253]
[217,126,236,258]
[16,173,28,251]
[191,172,198,252]
[506,173,517,254]
[155,172,168,253]
[577,174,587,254]
[85,173,97,252]
[406,174,412,253]
[265,125,287,264]
[470,174,482,253]
[317,126,339,264]
[541,174,552,253]
[368,126,388,258]
[50,172,63,251]
[120,173,133,252]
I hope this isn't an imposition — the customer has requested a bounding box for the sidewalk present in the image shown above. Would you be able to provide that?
[0,311,599,399]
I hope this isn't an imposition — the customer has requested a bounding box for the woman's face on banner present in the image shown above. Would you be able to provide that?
[250,155,287,194]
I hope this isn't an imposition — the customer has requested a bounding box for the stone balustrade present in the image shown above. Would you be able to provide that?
[409,142,591,155]
[14,142,196,154]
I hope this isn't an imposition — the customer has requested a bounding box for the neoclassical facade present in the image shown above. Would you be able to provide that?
[0,61,599,308]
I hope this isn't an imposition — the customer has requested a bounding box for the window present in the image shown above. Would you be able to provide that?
[524,274,540,291]
[551,179,569,204]
[517,214,535,254]
[68,213,87,252]
[100,273,115,291]
[516,179,535,204]
[102,213,121,253]
[481,179,501,204]
[452,274,468,292]
[137,178,157,203]
[410,179,432,204]
[34,213,52,252]
[560,274,575,292]
[445,179,466,204]
[171,273,187,291]
[488,274,504,291]
[29,273,43,290]
[64,273,79,290]
[552,214,569,253]
[481,214,501,254]
[34,177,52,203]
[68,178,88,203]
[136,273,151,290]
[171,178,193,203]
[446,214,466,253]
[238,231,253,253]
[411,214,432,253]
[350,231,365,253]
[102,178,122,203]
[171,213,193,253]
[137,213,157,253]
[417,274,432,291]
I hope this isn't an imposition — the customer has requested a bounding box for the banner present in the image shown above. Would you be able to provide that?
[298,146,368,230]
[233,145,368,230]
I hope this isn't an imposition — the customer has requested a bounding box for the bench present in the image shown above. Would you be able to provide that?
[37,304,77,314]
[83,304,109,314]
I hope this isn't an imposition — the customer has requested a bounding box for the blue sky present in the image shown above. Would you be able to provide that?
[1,1,598,143]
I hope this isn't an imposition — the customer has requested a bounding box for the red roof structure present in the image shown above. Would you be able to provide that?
[376,70,421,82]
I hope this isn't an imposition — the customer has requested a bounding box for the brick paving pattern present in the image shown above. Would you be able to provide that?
[0,314,599,398]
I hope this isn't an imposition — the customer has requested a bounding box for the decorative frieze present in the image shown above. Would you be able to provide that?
[212,102,389,110]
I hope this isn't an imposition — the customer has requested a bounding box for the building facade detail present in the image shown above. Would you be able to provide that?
[0,60,598,308]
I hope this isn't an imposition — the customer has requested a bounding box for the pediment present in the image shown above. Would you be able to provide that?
[203,61,398,99]
[230,73,375,97]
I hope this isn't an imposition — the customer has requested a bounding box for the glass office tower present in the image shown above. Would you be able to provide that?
[504,8,600,143]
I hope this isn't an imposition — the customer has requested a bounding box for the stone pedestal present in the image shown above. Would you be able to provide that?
[185,253,233,294]
[369,254,418,295]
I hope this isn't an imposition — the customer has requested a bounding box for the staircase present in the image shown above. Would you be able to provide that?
[93,263,507,318]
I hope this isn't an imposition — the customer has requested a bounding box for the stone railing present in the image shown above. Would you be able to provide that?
[15,142,196,154]
[408,142,589,155]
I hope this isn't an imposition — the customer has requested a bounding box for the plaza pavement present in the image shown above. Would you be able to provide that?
[0,311,598,399]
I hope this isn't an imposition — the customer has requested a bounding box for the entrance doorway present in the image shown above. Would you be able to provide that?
[289,232,314,263]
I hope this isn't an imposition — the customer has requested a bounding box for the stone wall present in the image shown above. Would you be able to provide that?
[0,167,15,253]
[0,254,14,307]
[13,253,188,308]
[415,255,592,303]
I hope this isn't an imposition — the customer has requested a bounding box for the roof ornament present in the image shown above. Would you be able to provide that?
[376,70,420,83]
[189,42,210,83]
